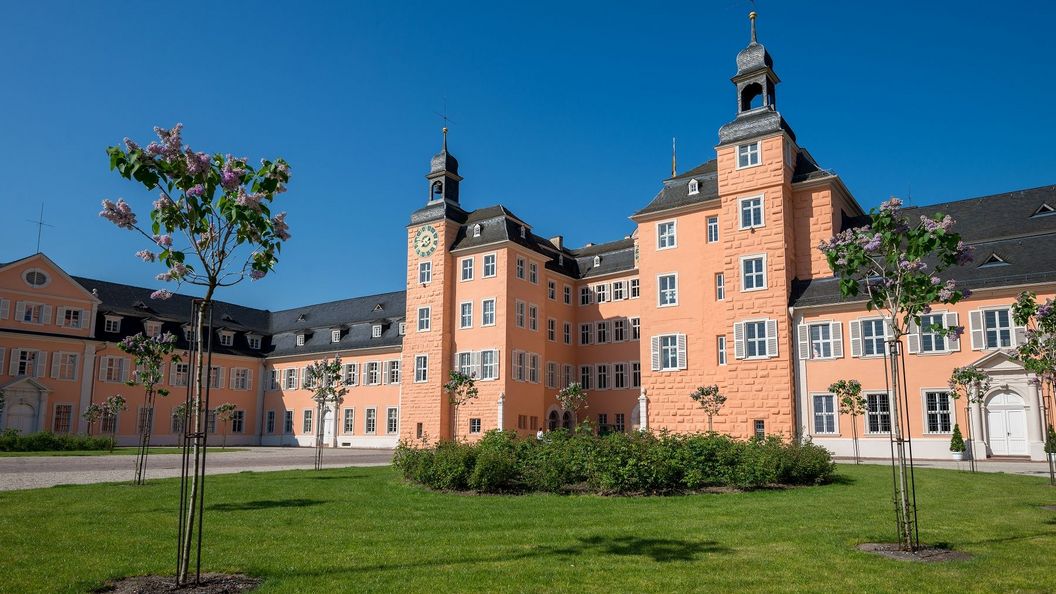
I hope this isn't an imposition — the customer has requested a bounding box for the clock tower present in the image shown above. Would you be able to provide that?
[401,130,468,442]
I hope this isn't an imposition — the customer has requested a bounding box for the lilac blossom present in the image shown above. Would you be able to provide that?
[154,234,173,248]
[880,197,902,213]
[954,241,974,265]
[186,184,205,198]
[249,269,266,280]
[272,212,291,240]
[150,289,173,300]
[154,193,174,211]
[136,250,156,263]
[184,149,211,175]
[99,199,137,229]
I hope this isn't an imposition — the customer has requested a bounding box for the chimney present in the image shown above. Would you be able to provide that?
[549,235,563,250]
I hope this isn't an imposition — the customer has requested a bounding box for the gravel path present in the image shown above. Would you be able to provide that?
[847,457,1055,478]
[0,447,394,491]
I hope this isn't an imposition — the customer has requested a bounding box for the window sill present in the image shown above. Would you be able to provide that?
[741,286,767,293]
[735,162,762,171]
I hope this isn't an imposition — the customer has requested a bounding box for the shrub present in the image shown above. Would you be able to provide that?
[950,424,966,453]
[395,430,836,494]
[0,430,112,452]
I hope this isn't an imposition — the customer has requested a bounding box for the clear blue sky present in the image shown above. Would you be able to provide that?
[2,1,1054,310]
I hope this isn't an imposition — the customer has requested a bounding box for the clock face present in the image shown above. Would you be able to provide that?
[414,225,439,257]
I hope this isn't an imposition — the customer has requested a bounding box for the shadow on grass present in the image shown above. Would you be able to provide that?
[282,534,730,578]
[208,498,327,511]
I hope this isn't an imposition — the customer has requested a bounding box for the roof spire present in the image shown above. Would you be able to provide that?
[749,10,757,43]
[671,137,677,177]
[442,126,448,152]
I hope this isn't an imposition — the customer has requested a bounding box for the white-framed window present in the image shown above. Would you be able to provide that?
[866,393,892,434]
[16,302,47,325]
[547,318,556,341]
[580,323,592,345]
[983,308,1012,349]
[414,355,429,383]
[529,262,538,284]
[54,352,78,381]
[516,256,525,279]
[268,369,279,390]
[596,321,609,344]
[596,364,609,390]
[483,253,497,277]
[918,314,946,353]
[247,335,261,349]
[657,221,677,249]
[208,366,224,389]
[59,307,83,329]
[632,362,641,387]
[615,413,626,432]
[457,352,474,377]
[612,281,626,301]
[924,391,954,433]
[546,361,557,388]
[418,306,431,332]
[579,365,592,389]
[460,302,473,329]
[580,286,592,306]
[296,334,306,347]
[101,356,127,383]
[284,411,294,433]
[741,255,766,291]
[367,361,380,385]
[387,408,399,434]
[460,257,474,281]
[715,273,725,301]
[595,283,609,303]
[418,261,432,284]
[219,331,234,347]
[859,318,888,357]
[658,273,678,307]
[652,334,686,371]
[231,368,250,390]
[266,410,276,433]
[343,408,355,434]
[613,318,626,342]
[630,278,640,299]
[754,420,766,439]
[388,360,401,384]
[343,363,358,386]
[331,329,341,343]
[563,322,572,345]
[630,317,640,340]
[365,408,377,434]
[563,285,572,304]
[473,223,482,237]
[372,324,383,338]
[283,368,298,390]
[398,322,406,336]
[734,319,778,360]
[53,403,73,433]
[739,195,764,229]
[737,141,760,168]
[172,363,190,387]
[528,354,539,383]
[548,280,556,300]
[528,304,538,331]
[515,300,526,328]
[513,351,526,382]
[717,335,727,366]
[562,364,574,388]
[302,409,313,434]
[812,394,837,434]
[808,323,837,359]
[231,410,245,433]
[23,269,49,287]
[688,178,699,195]
[707,216,719,243]
[104,315,122,333]
[614,363,627,389]
[481,350,499,380]
[469,418,482,434]
[482,298,496,326]
[144,320,163,337]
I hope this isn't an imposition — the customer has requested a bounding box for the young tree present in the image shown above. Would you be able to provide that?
[689,385,726,432]
[102,395,128,452]
[819,198,972,550]
[556,383,589,427]
[214,403,237,451]
[82,403,104,436]
[305,357,349,470]
[103,123,291,585]
[120,332,180,484]
[444,370,478,440]
[947,365,992,473]
[1011,292,1056,485]
[830,379,866,464]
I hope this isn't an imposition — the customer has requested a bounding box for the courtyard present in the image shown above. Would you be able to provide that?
[0,463,1053,593]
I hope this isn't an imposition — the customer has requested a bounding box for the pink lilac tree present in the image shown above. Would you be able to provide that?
[1011,292,1056,485]
[119,332,180,484]
[819,197,972,551]
[101,124,291,586]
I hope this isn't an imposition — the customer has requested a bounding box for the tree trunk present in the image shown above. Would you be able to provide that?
[851,416,860,465]
[134,391,156,485]
[885,335,919,551]
[708,415,714,433]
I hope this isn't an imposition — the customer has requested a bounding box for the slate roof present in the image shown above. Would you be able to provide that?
[267,291,405,358]
[791,185,1056,307]
[571,238,636,279]
[633,160,720,217]
[717,106,796,146]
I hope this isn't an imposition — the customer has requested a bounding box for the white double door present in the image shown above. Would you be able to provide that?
[987,408,1028,456]
[322,408,334,444]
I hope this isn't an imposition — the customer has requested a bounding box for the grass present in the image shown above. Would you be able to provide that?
[0,464,1054,593]
[0,447,247,457]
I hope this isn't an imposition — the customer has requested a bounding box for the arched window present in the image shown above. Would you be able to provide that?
[593,256,601,268]
[688,179,699,195]
[562,411,573,430]
[473,223,482,238]
[431,180,443,201]
[548,410,559,431]
[740,82,764,112]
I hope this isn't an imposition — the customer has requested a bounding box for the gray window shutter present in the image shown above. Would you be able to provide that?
[0,347,5,375]
[56,307,67,327]
[650,336,661,371]
[1012,308,1027,347]
[0,298,9,319]
[766,319,778,358]
[382,361,390,384]
[51,352,61,378]
[35,351,47,378]
[9,349,21,375]
[471,351,482,379]
[493,349,500,379]
[169,363,178,386]
[831,322,844,358]
[72,354,80,381]
[906,319,920,354]
[120,358,130,382]
[945,312,960,351]
[969,310,984,350]
[733,322,745,360]
[676,334,687,370]
[849,320,862,357]
[229,369,237,390]
[14,301,26,322]
[797,324,810,360]
[42,305,52,325]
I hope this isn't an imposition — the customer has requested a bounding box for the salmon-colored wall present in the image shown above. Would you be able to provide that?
[0,256,97,338]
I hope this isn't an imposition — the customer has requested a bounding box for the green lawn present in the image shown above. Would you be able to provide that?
[0,447,247,457]
[0,464,1053,594]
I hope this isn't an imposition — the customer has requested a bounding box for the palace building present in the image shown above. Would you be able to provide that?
[1,15,1053,460]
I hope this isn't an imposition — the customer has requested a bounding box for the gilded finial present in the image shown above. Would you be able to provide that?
[441,126,448,151]
[749,10,757,43]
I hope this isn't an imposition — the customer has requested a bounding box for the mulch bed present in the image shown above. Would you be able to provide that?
[95,573,260,593]
[857,543,972,562]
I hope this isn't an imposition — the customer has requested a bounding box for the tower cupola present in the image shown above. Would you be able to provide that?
[426,127,462,204]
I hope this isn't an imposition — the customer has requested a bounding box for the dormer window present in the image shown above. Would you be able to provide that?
[219,331,234,347]
[183,325,195,342]
[331,329,341,343]
[593,256,601,268]
[979,253,1008,268]
[473,223,482,238]
[1032,203,1056,218]
[296,314,306,323]
[372,325,383,338]
[144,320,162,338]
[398,322,406,335]
[519,225,526,239]
[373,304,384,312]
[688,179,699,195]
[104,315,122,333]
[296,334,306,347]
[247,335,261,350]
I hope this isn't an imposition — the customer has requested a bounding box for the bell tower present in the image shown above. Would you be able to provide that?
[426,128,461,205]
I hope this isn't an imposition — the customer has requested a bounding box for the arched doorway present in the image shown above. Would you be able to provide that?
[561,411,573,430]
[986,390,1029,456]
[547,410,559,431]
[6,403,35,434]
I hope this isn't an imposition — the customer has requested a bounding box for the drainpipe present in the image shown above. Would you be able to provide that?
[789,306,804,443]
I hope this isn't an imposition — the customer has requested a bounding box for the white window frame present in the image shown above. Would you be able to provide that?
[866,392,892,434]
[460,256,474,281]
[296,334,306,347]
[740,254,767,292]
[811,393,838,434]
[547,280,556,300]
[918,313,947,353]
[860,318,888,358]
[218,331,234,347]
[706,216,719,243]
[331,329,341,343]
[459,302,473,329]
[563,285,572,305]
[738,195,765,230]
[247,335,261,349]
[547,318,556,342]
[528,304,538,331]
[418,306,431,332]
[657,273,678,307]
[717,335,727,366]
[563,321,572,345]
[658,334,682,371]
[529,262,538,284]
[629,278,640,299]
[808,322,835,360]
[418,261,432,284]
[386,407,399,434]
[483,253,497,278]
[715,273,725,301]
[481,298,497,326]
[923,390,954,434]
[737,141,761,169]
[982,308,1013,349]
[580,323,592,346]
[515,256,525,280]
[630,317,640,340]
[656,220,677,250]
[371,324,382,338]
[414,355,429,383]
[515,300,526,328]
[687,178,699,195]
[104,315,122,333]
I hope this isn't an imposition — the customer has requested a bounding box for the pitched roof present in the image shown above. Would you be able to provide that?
[633,159,720,217]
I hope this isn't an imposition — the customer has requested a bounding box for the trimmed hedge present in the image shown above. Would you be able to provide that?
[393,428,836,494]
[0,429,113,452]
